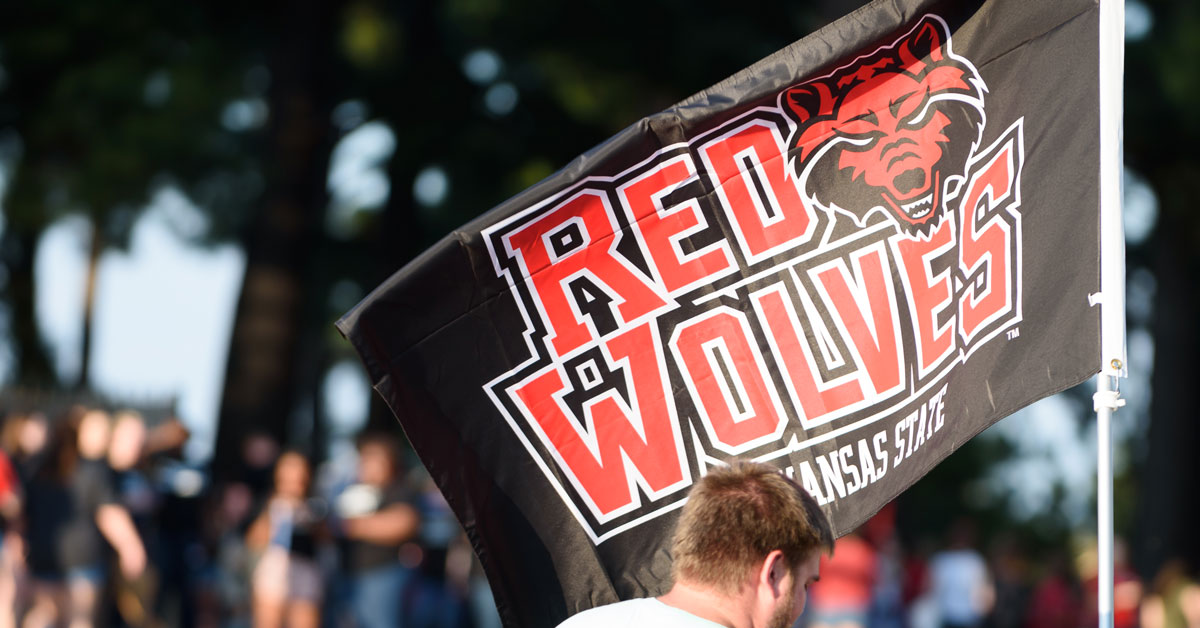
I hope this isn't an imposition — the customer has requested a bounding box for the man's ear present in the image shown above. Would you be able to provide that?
[757,549,789,599]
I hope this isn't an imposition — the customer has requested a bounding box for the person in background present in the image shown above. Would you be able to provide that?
[926,518,992,628]
[1079,537,1141,628]
[11,412,49,486]
[0,415,24,628]
[1023,551,1080,628]
[1140,559,1199,628]
[861,506,905,628]
[804,531,876,628]
[209,481,257,627]
[6,410,50,628]
[463,546,502,628]
[144,416,209,628]
[24,407,146,628]
[333,431,420,628]
[107,411,159,628]
[246,451,325,628]
[405,472,467,628]
[240,432,281,509]
[982,535,1029,628]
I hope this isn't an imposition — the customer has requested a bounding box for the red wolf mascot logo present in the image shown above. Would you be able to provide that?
[783,16,985,234]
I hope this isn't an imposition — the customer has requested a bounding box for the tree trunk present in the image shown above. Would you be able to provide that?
[211,0,337,478]
[76,220,103,391]
[353,0,441,436]
[1136,194,1200,580]
[1,220,56,388]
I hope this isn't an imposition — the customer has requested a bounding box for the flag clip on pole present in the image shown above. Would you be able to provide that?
[1097,0,1126,627]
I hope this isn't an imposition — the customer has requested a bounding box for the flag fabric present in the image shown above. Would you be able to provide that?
[337,0,1103,626]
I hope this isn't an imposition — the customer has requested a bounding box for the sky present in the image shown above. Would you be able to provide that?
[35,196,244,461]
[31,191,377,462]
[20,118,396,462]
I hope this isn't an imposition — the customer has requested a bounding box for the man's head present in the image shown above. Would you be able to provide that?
[669,461,834,624]
[356,430,401,488]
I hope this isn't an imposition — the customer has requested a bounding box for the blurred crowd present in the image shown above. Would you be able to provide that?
[0,403,501,628]
[802,507,1200,628]
[4,401,1200,628]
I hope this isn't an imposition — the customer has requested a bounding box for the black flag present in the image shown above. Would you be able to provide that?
[338,1,1102,626]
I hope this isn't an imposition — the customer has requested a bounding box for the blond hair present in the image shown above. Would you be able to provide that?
[670,460,834,593]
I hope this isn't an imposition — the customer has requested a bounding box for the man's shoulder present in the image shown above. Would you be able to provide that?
[556,598,724,628]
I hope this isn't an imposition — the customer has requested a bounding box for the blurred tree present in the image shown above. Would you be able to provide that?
[320,0,864,430]
[1125,0,1200,581]
[0,0,252,389]
[210,0,342,476]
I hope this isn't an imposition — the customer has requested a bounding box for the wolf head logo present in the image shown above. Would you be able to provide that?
[783,16,986,234]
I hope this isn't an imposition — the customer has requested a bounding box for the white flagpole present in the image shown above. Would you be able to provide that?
[1095,373,1121,628]
[1096,1,1126,628]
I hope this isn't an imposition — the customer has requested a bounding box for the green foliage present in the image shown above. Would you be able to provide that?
[0,0,255,244]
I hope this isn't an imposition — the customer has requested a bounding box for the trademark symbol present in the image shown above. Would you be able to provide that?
[1006,328,1020,340]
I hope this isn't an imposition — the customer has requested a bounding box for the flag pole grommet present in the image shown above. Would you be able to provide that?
[1110,358,1123,371]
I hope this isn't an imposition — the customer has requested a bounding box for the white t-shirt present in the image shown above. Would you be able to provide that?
[556,598,726,628]
[928,549,989,625]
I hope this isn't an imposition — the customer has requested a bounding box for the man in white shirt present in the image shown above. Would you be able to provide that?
[557,460,835,628]
[927,519,993,628]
